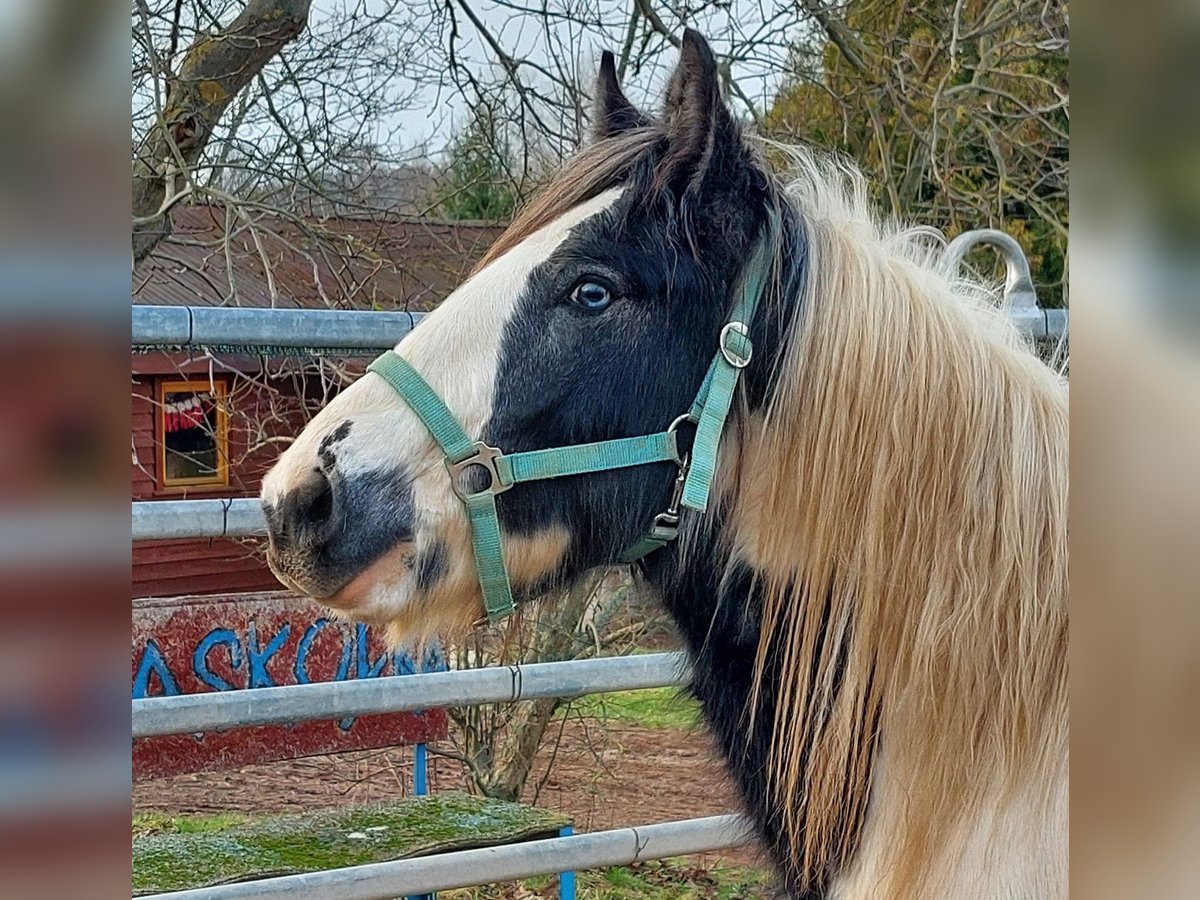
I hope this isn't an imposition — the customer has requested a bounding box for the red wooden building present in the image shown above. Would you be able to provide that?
[132,206,501,599]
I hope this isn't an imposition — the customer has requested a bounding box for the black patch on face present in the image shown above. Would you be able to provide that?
[318,419,352,470]
[482,146,772,581]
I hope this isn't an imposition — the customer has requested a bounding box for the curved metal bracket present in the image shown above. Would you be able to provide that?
[945,228,1039,312]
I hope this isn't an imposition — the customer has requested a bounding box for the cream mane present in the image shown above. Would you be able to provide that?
[719,145,1068,897]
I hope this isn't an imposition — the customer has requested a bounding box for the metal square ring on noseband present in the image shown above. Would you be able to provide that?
[446,442,512,501]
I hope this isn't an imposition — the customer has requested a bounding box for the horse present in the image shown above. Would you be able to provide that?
[260,30,1068,899]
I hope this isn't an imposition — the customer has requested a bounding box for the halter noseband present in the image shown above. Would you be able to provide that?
[367,215,775,623]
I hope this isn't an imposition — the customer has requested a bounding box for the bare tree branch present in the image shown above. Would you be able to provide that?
[132,0,313,262]
[795,0,870,74]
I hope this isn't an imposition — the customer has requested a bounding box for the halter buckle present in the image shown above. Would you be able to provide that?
[645,447,690,542]
[648,511,680,543]
[446,442,512,500]
[719,321,752,368]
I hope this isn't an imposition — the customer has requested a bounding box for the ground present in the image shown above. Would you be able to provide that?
[133,688,777,897]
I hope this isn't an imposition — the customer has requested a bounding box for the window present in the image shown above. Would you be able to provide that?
[157,378,229,490]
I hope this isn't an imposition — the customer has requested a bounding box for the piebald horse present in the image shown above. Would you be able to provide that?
[262,31,1068,899]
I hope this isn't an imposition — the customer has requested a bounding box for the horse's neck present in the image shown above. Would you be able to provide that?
[642,539,827,899]
[641,218,1069,897]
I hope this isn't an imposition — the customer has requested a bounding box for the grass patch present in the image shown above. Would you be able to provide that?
[563,686,701,731]
[133,811,250,837]
[132,794,570,895]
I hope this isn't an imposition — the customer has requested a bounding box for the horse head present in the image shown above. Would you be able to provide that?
[260,31,772,637]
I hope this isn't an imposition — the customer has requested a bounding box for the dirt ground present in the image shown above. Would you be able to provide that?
[133,717,764,870]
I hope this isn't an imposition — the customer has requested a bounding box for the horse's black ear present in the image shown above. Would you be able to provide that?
[657,30,740,197]
[593,51,653,140]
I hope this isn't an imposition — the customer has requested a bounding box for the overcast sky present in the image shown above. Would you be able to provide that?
[312,0,802,152]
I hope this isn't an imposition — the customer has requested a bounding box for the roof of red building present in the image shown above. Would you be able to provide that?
[132,206,504,312]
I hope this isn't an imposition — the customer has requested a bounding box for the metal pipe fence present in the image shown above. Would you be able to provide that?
[133,305,425,351]
[133,652,691,738]
[133,298,1064,353]
[135,814,752,900]
[133,498,264,540]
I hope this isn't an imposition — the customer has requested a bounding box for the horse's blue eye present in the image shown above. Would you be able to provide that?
[571,281,612,310]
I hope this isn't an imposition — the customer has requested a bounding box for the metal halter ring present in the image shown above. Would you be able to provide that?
[719,321,752,368]
[666,413,697,465]
[445,441,512,500]
[667,413,695,436]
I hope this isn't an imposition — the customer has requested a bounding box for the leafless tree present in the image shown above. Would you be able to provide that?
[132,0,436,264]
[131,1,813,269]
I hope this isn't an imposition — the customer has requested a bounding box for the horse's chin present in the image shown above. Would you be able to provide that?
[304,524,572,644]
[322,585,413,629]
[319,542,421,625]
[316,542,486,643]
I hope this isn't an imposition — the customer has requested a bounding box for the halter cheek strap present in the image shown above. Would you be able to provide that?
[367,213,775,623]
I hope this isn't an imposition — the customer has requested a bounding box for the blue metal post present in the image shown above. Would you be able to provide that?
[558,826,576,900]
[407,743,433,900]
[413,742,429,797]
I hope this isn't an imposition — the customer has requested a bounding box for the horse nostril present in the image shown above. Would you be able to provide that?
[307,469,334,525]
[270,467,339,549]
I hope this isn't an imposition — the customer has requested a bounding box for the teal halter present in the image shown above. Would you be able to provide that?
[367,218,774,623]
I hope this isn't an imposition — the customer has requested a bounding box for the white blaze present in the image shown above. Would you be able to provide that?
[260,188,624,624]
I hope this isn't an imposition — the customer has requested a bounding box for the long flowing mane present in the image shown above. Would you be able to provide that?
[725,146,1069,896]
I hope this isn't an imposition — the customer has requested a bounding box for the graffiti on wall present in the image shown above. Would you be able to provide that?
[133,618,443,698]
[132,593,448,780]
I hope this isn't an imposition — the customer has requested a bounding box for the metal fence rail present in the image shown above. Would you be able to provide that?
[1002,305,1067,341]
[133,305,425,350]
[133,498,264,540]
[133,298,1064,354]
[135,814,751,900]
[133,652,691,738]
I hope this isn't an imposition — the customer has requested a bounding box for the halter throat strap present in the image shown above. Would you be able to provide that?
[367,213,776,623]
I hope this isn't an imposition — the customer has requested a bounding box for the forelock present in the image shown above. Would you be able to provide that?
[475,129,662,271]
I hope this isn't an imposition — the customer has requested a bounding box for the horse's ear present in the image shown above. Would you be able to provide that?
[593,51,653,140]
[657,29,741,197]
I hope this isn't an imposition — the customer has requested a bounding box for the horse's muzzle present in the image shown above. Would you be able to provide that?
[262,465,417,601]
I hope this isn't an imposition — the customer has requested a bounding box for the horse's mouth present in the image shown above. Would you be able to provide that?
[265,561,310,597]
[264,550,327,598]
[266,540,417,614]
[317,542,419,620]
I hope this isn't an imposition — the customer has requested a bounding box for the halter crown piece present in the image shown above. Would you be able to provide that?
[368,212,776,623]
